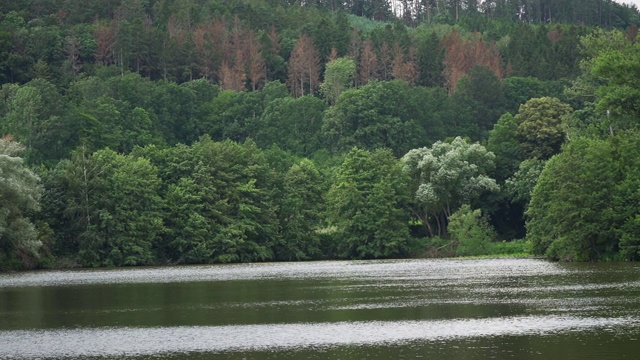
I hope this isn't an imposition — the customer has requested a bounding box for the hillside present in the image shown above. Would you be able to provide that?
[1,0,640,269]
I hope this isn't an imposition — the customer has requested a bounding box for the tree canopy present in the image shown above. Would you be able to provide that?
[2,1,640,268]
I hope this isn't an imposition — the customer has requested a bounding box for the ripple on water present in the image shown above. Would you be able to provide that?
[0,258,568,288]
[0,315,635,359]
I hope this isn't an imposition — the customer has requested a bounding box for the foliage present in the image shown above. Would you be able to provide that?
[488,240,531,257]
[256,95,326,156]
[326,147,411,259]
[505,158,545,206]
[448,204,496,257]
[320,57,356,105]
[514,97,573,160]
[453,65,507,137]
[402,137,499,238]
[275,159,326,260]
[526,133,640,261]
[0,138,42,269]
[487,113,525,183]
[42,147,165,267]
[322,80,426,156]
[2,1,640,268]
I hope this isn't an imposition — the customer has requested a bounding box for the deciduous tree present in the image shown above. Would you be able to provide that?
[320,57,356,105]
[514,97,573,160]
[402,137,499,237]
[327,147,411,259]
[0,138,42,270]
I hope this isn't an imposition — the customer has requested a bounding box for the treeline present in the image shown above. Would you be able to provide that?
[2,1,640,269]
[2,0,635,87]
[3,0,639,27]
[0,73,562,268]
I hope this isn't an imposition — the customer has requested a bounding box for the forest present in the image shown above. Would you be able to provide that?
[1,0,640,270]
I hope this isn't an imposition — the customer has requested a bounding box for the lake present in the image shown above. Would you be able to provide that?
[1,258,639,359]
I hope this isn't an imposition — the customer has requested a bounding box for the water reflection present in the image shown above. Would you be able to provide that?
[0,258,567,288]
[0,316,634,359]
[1,258,640,359]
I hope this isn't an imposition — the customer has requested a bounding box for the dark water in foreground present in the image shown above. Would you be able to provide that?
[1,258,639,359]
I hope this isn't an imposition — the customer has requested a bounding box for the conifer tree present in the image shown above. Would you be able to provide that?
[287,34,321,97]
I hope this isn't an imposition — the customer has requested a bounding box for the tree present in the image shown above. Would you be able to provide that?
[287,34,321,97]
[453,65,507,136]
[43,148,165,267]
[527,136,620,261]
[448,204,496,257]
[0,138,42,270]
[514,97,573,160]
[257,95,327,156]
[416,31,444,87]
[0,79,66,164]
[391,44,418,85]
[589,35,640,131]
[246,31,266,91]
[358,39,378,86]
[322,80,426,156]
[441,30,502,92]
[274,159,326,260]
[505,158,545,207]
[159,138,280,264]
[320,57,356,105]
[502,77,567,115]
[327,147,411,259]
[402,137,499,238]
[487,113,525,183]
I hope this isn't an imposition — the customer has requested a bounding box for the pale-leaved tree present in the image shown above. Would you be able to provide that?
[402,136,498,237]
[0,138,42,269]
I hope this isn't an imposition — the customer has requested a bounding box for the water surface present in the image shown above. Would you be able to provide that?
[1,258,639,359]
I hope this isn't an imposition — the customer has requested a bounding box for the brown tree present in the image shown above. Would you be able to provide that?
[94,22,115,65]
[391,44,418,85]
[378,41,393,80]
[442,30,502,92]
[220,50,246,92]
[268,26,281,55]
[287,34,321,97]
[358,39,378,86]
[246,31,266,91]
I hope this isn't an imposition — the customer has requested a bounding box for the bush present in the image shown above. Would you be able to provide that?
[448,204,496,257]
[489,240,531,256]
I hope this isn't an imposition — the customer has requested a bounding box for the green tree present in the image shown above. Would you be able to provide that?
[327,147,411,259]
[320,57,356,105]
[163,176,212,264]
[453,65,507,137]
[43,148,164,267]
[487,113,526,183]
[505,158,545,207]
[0,139,42,270]
[256,95,327,156]
[322,80,426,156]
[525,134,640,261]
[502,77,567,115]
[402,137,499,238]
[515,97,573,160]
[274,159,326,260]
[448,204,496,257]
[415,30,445,87]
[1,85,42,147]
[159,138,280,263]
[589,36,640,131]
